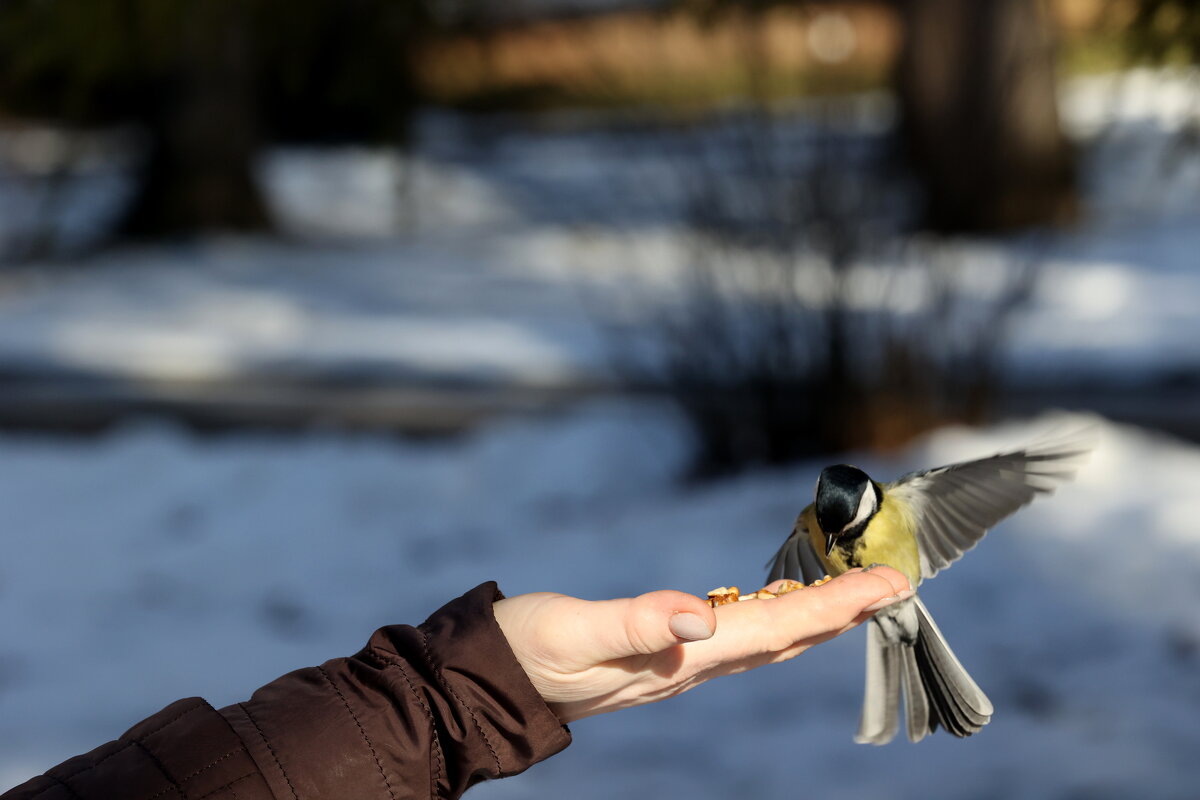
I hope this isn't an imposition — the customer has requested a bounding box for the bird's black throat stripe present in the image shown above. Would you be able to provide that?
[831,483,882,567]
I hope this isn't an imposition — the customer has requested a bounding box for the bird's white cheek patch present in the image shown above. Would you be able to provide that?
[843,486,876,532]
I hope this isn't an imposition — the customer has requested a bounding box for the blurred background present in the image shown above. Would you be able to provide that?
[2,0,1199,797]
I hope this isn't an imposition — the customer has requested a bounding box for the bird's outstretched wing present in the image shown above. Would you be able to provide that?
[887,430,1093,580]
[767,512,827,585]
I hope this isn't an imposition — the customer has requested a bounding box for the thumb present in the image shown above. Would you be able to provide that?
[585,590,717,660]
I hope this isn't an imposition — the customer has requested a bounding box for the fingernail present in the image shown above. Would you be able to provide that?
[863,590,914,613]
[868,594,902,614]
[669,612,714,641]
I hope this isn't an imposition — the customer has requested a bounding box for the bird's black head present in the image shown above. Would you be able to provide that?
[814,464,876,537]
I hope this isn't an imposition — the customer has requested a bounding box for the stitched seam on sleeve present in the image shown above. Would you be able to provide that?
[143,748,248,800]
[316,664,398,800]
[49,744,131,787]
[193,772,257,800]
[136,703,208,740]
[36,774,84,800]
[129,739,185,799]
[364,645,447,797]
[237,703,300,800]
[28,702,208,796]
[417,628,502,776]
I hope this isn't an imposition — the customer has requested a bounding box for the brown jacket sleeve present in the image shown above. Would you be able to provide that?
[3,582,572,800]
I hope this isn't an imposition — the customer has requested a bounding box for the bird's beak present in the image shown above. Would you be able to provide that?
[824,533,837,557]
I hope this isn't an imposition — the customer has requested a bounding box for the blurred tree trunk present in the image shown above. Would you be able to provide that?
[119,3,270,236]
[894,0,1077,233]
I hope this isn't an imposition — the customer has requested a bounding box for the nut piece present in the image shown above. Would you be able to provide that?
[706,586,741,607]
[706,575,835,606]
[772,579,806,596]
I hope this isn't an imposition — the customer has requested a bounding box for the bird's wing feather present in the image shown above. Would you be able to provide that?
[887,430,1093,580]
[767,514,826,585]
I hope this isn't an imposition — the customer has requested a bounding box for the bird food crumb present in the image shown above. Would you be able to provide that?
[706,586,741,606]
[706,578,826,607]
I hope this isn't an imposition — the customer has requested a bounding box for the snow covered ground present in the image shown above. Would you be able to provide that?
[0,71,1198,390]
[2,69,1200,797]
[2,407,1199,798]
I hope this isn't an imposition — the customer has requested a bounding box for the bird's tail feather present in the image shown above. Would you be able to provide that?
[855,619,900,744]
[855,599,992,744]
[912,597,992,737]
[901,644,930,742]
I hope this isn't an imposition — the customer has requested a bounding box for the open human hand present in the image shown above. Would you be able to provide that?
[493,566,911,723]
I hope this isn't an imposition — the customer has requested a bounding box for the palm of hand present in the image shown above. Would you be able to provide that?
[493,567,908,723]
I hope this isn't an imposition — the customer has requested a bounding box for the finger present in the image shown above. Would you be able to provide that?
[766,568,910,642]
[690,568,907,661]
[760,566,907,597]
[859,564,911,595]
[580,590,718,661]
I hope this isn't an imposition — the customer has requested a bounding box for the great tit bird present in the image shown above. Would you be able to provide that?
[768,433,1091,744]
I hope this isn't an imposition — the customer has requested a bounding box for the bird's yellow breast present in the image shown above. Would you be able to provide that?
[804,491,922,589]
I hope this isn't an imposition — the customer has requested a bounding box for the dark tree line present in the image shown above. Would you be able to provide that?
[0,0,433,237]
[0,0,1086,240]
[893,0,1077,232]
